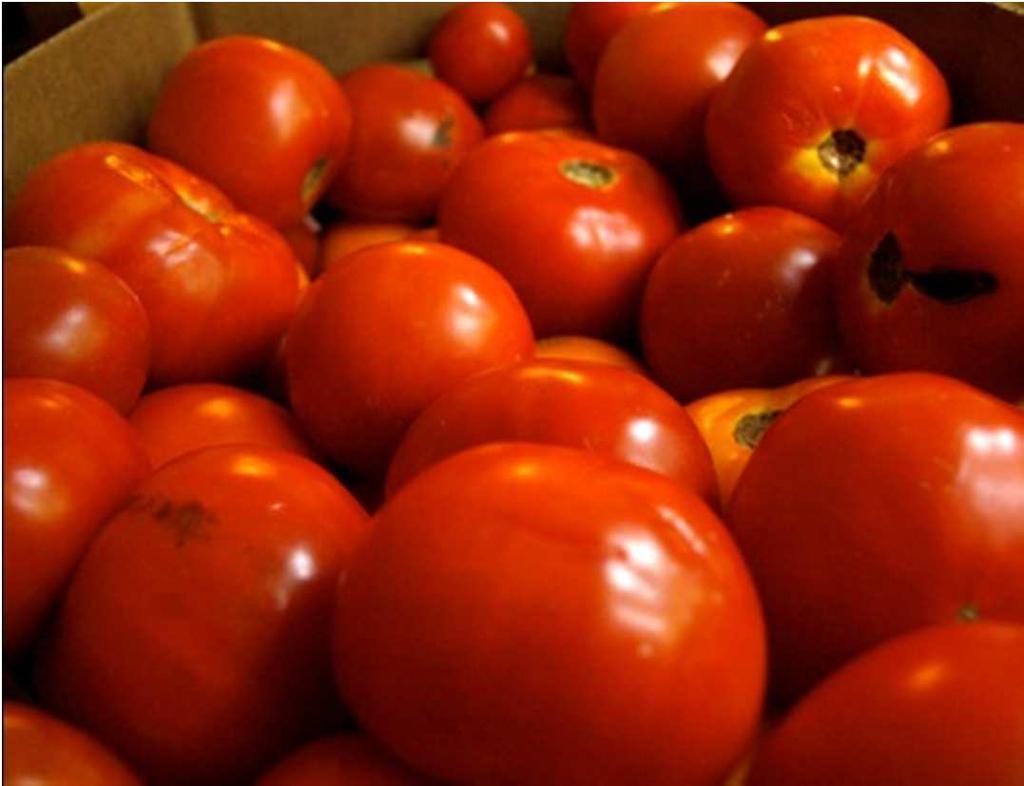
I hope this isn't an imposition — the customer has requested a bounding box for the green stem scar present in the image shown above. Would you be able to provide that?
[734,409,783,449]
[560,159,617,190]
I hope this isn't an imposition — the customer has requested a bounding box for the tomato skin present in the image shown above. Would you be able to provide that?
[148,36,352,228]
[35,445,369,786]
[327,65,483,222]
[563,3,668,90]
[320,220,418,274]
[282,216,321,277]
[255,735,432,786]
[3,246,150,413]
[728,373,1024,702]
[835,123,1024,400]
[747,623,1024,786]
[6,142,302,385]
[534,334,643,373]
[706,16,950,229]
[3,379,149,656]
[641,206,841,402]
[4,702,142,786]
[439,130,683,338]
[485,74,589,136]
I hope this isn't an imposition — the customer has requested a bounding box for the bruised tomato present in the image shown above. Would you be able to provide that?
[320,220,419,274]
[485,74,589,135]
[534,335,644,373]
[563,3,670,90]
[255,735,431,786]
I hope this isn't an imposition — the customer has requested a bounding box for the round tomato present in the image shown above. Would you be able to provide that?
[327,65,483,222]
[6,143,302,384]
[835,122,1024,400]
[36,445,369,785]
[747,623,1024,786]
[281,215,321,277]
[148,36,352,228]
[563,3,669,90]
[3,379,149,656]
[320,220,418,274]
[255,734,431,786]
[534,334,643,373]
[485,74,589,135]
[3,246,150,413]
[438,130,682,338]
[641,206,841,402]
[706,16,950,229]
[728,373,1024,702]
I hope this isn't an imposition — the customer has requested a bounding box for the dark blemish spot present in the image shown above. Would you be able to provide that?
[432,116,454,149]
[868,232,906,304]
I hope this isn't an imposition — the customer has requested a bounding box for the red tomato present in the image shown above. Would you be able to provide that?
[320,220,418,274]
[6,143,302,384]
[327,65,483,222]
[728,373,1024,702]
[255,734,431,786]
[747,623,1024,786]
[282,215,321,277]
[835,123,1024,400]
[4,702,141,786]
[534,334,644,373]
[148,36,352,228]
[3,246,150,413]
[563,3,669,90]
[706,16,950,229]
[335,443,765,786]
[439,130,682,338]
[641,207,842,402]
[484,74,589,135]
[3,379,149,655]
[428,2,532,104]
[36,445,370,785]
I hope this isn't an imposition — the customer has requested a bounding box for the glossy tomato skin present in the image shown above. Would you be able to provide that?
[835,123,1024,400]
[563,3,668,90]
[706,16,950,229]
[534,334,644,373]
[6,143,302,384]
[439,130,683,338]
[327,65,483,222]
[747,623,1024,786]
[4,702,142,786]
[728,373,1024,702]
[148,36,352,228]
[3,379,149,656]
[3,246,150,413]
[428,2,532,104]
[255,735,432,786]
[36,445,370,786]
[320,220,418,274]
[485,74,589,135]
[286,241,533,478]
[641,206,842,402]
[336,444,765,786]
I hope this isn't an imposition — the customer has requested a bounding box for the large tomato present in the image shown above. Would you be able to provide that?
[747,623,1024,786]
[3,379,149,656]
[335,443,765,786]
[6,143,302,384]
[728,373,1024,702]
[563,3,668,90]
[641,206,841,402]
[534,334,643,373]
[148,36,352,228]
[255,735,431,786]
[834,122,1024,400]
[3,246,150,413]
[706,16,950,229]
[484,74,589,136]
[438,130,682,338]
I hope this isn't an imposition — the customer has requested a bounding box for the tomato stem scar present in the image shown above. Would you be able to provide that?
[818,129,866,179]
[559,159,616,189]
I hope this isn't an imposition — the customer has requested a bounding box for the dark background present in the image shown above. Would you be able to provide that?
[4,3,82,64]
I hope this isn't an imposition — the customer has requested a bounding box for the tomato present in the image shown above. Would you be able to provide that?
[534,334,644,373]
[282,215,321,277]
[438,130,682,338]
[563,3,669,90]
[706,16,950,229]
[327,65,483,222]
[428,2,532,104]
[747,622,1024,786]
[728,373,1024,702]
[4,702,141,786]
[36,445,369,785]
[255,734,431,786]
[7,143,302,385]
[320,220,418,274]
[641,206,842,402]
[834,122,1024,400]
[687,376,851,506]
[3,379,149,656]
[3,246,150,413]
[148,36,352,228]
[386,359,717,503]
[484,74,589,135]
[335,443,765,786]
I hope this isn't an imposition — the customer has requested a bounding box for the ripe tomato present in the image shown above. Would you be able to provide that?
[747,623,1024,786]
[36,445,370,785]
[438,130,682,338]
[327,65,483,222]
[534,334,644,373]
[386,359,717,503]
[3,246,150,413]
[484,74,589,135]
[728,373,1024,702]
[281,216,321,277]
[428,2,532,104]
[148,36,352,228]
[6,143,302,384]
[4,702,141,786]
[835,122,1024,400]
[3,379,149,656]
[563,3,669,90]
[641,206,841,402]
[255,735,431,786]
[320,220,418,274]
[706,16,950,229]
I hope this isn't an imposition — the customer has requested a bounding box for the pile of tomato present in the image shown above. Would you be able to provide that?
[4,3,1024,785]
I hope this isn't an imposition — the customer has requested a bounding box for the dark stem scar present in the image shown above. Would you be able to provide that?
[733,409,783,449]
[432,116,454,149]
[127,494,216,547]
[817,129,866,179]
